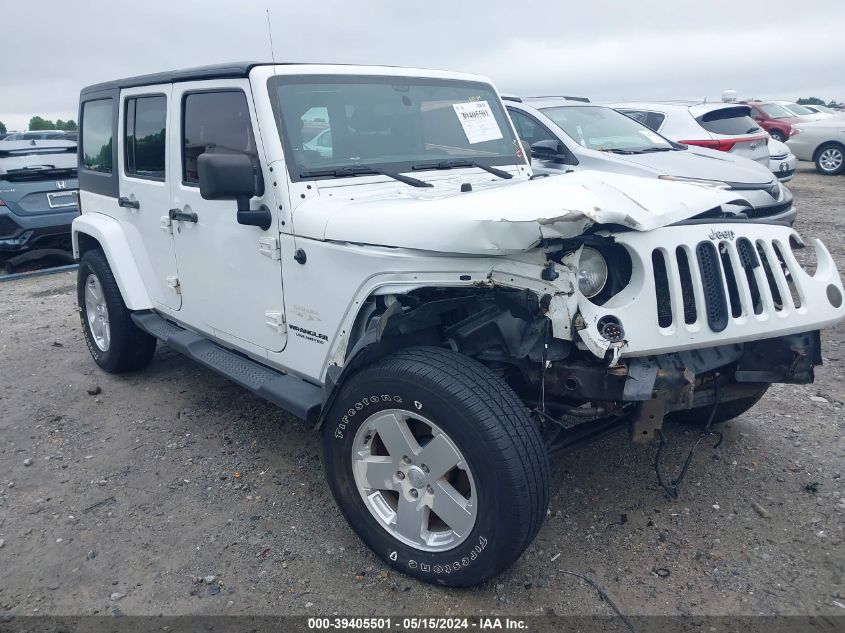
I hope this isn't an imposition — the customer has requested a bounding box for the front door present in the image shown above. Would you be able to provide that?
[117,84,181,310]
[167,80,286,352]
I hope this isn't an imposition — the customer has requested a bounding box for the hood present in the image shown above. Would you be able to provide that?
[293,170,744,255]
[602,146,773,185]
[794,113,845,129]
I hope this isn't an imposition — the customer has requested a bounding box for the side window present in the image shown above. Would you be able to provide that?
[508,109,556,145]
[125,95,167,180]
[644,112,666,131]
[182,90,259,186]
[81,99,114,173]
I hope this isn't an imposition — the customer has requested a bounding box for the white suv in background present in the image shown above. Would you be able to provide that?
[611,102,771,167]
[506,97,795,223]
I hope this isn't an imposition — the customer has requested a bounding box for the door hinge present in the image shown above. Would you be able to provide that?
[160,215,173,233]
[166,275,181,294]
[264,310,286,333]
[258,236,281,260]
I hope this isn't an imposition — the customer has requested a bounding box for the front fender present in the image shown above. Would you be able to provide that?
[72,213,152,310]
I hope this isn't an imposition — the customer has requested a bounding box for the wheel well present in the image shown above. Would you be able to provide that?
[813,141,845,162]
[76,232,102,258]
[316,287,567,430]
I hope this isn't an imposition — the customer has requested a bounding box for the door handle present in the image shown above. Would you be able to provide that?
[169,208,198,223]
[118,196,140,209]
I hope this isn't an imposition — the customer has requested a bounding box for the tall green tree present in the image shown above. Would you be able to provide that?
[29,115,54,130]
[0,121,6,134]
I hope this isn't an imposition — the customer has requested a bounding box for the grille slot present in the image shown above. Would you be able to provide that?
[696,241,729,332]
[772,242,802,309]
[675,247,697,324]
[757,241,784,310]
[652,250,673,328]
[719,243,743,318]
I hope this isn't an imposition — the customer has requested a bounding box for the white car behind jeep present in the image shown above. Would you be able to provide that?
[73,62,845,587]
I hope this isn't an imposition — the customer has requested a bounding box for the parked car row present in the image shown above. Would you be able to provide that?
[1,129,77,142]
[505,97,795,223]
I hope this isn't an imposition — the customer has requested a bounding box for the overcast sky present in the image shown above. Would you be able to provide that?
[2,0,844,130]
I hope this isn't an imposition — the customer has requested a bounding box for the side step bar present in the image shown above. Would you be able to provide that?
[131,312,323,423]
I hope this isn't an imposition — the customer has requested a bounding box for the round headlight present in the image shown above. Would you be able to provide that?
[577,247,608,299]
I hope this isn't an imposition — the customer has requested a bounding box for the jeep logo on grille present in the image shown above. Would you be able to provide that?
[709,228,736,241]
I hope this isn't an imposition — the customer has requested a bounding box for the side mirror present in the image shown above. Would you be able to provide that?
[198,153,270,230]
[531,140,569,163]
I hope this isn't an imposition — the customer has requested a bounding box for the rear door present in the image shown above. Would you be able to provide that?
[117,85,181,310]
[167,80,286,353]
[692,106,770,166]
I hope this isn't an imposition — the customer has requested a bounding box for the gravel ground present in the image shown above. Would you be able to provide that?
[0,165,843,619]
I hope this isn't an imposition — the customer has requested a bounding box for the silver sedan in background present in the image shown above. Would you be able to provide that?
[787,114,845,175]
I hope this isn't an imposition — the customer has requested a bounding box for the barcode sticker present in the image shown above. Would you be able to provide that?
[452,101,503,144]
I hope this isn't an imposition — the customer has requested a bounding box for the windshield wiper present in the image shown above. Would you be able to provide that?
[299,165,432,188]
[411,159,513,180]
[637,147,675,153]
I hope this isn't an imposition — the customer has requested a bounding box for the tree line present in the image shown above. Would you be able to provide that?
[796,97,843,108]
[0,116,78,134]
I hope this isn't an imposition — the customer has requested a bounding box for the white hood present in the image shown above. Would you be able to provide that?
[293,170,743,255]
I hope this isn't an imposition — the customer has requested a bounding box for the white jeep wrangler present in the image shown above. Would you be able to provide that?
[73,63,845,587]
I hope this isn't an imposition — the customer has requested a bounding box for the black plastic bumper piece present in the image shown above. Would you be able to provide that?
[131,311,323,423]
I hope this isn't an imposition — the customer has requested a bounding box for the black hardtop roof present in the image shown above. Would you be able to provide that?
[80,61,449,95]
[81,62,271,95]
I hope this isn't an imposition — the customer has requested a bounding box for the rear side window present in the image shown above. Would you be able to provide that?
[81,99,114,173]
[182,90,258,186]
[125,95,166,179]
[619,109,665,132]
[696,108,761,136]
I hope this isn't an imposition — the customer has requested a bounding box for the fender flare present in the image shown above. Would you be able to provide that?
[72,213,152,310]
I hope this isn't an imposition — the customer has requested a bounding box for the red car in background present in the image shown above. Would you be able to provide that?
[741,101,803,142]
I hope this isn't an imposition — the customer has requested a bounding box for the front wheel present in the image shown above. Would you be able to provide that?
[322,347,549,587]
[815,143,845,175]
[769,130,786,143]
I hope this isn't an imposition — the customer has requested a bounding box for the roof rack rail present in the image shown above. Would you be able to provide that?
[500,94,523,103]
[529,95,590,103]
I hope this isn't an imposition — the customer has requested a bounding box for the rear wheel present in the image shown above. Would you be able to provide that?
[670,386,768,427]
[322,346,549,586]
[77,249,156,373]
[769,130,786,143]
[815,143,845,175]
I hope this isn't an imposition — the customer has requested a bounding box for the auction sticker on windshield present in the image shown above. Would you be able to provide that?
[453,101,503,144]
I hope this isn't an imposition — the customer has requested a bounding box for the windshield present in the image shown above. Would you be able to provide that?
[540,105,674,152]
[760,103,794,119]
[269,75,522,181]
[782,103,813,116]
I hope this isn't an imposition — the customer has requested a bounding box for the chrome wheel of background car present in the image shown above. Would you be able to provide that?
[84,273,111,351]
[818,147,844,173]
[351,409,477,553]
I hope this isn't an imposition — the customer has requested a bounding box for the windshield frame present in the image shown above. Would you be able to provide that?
[267,74,524,183]
[539,104,677,152]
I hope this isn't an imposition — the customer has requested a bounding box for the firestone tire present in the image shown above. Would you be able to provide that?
[322,346,549,587]
[77,249,156,374]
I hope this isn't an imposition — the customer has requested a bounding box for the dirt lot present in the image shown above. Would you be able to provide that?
[1,165,843,619]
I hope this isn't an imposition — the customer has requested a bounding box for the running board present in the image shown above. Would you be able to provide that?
[131,311,323,423]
